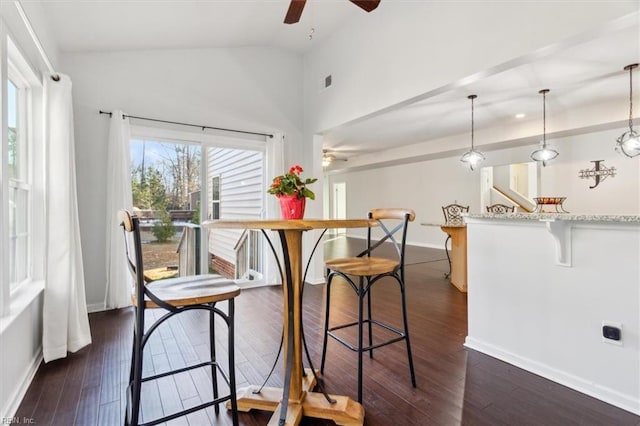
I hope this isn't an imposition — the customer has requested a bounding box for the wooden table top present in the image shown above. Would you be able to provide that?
[202,218,377,231]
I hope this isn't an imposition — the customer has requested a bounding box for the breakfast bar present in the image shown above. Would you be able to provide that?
[463,213,640,415]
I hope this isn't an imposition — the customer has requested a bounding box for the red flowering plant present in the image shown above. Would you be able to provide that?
[268,165,317,200]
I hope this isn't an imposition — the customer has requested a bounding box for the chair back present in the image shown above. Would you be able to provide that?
[486,203,515,214]
[119,209,170,309]
[362,208,415,279]
[442,204,469,225]
[118,210,146,307]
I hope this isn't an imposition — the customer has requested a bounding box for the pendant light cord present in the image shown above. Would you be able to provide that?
[542,90,547,146]
[539,89,550,148]
[468,94,477,150]
[471,96,475,150]
[629,65,634,131]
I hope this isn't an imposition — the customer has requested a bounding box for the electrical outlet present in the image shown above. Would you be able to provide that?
[602,321,623,346]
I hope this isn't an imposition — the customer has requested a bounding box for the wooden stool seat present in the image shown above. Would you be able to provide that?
[133,274,241,308]
[325,257,399,277]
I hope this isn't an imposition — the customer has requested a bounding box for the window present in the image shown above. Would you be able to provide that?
[1,35,42,315]
[129,138,202,275]
[6,61,31,291]
[129,126,266,284]
[211,175,220,220]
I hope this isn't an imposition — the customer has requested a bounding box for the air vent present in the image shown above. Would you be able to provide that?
[318,74,333,93]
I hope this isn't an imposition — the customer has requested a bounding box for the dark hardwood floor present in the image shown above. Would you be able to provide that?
[16,237,640,425]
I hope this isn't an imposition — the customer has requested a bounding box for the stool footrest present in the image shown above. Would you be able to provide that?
[139,395,232,426]
[327,319,406,352]
[141,360,230,385]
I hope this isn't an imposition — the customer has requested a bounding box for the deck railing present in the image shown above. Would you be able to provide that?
[234,229,262,280]
[176,223,201,276]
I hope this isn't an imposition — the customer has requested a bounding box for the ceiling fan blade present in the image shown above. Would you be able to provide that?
[284,0,306,24]
[349,0,381,13]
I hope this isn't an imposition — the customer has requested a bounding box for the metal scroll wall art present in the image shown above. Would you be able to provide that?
[578,160,616,189]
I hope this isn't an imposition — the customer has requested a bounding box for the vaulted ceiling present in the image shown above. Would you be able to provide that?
[37,1,640,165]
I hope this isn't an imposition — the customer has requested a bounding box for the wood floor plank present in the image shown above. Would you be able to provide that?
[50,347,90,425]
[74,385,100,426]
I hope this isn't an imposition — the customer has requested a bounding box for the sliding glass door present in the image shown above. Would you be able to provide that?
[129,127,267,285]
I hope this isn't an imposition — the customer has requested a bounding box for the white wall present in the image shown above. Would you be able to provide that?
[61,47,304,309]
[326,127,640,248]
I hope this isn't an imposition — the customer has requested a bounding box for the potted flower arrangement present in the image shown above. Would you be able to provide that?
[268,165,317,219]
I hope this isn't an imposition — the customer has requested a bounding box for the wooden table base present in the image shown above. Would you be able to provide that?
[229,368,364,426]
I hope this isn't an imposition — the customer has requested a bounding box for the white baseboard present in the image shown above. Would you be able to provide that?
[335,234,444,250]
[464,336,640,415]
[2,348,43,419]
[306,277,326,285]
[407,241,445,250]
[86,302,106,313]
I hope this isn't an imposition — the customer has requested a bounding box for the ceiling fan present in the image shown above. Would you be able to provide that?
[284,0,381,24]
[322,150,348,167]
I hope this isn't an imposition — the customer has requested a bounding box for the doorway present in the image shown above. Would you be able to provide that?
[332,182,346,235]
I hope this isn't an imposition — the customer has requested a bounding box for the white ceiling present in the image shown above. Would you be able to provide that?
[37,1,640,163]
[40,0,363,54]
[322,23,640,156]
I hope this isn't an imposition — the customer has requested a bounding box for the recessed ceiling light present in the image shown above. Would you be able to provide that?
[515,113,526,119]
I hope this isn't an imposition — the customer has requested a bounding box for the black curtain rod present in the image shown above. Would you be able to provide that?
[99,110,273,139]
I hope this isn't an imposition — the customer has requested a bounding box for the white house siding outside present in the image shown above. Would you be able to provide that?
[207,147,264,275]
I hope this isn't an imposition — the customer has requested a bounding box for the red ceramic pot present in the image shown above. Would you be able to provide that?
[278,194,306,219]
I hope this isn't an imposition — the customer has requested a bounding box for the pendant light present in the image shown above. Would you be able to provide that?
[530,89,558,167]
[615,63,640,158]
[460,94,485,170]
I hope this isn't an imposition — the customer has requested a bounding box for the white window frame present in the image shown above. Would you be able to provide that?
[211,175,221,220]
[7,65,31,292]
[1,30,43,318]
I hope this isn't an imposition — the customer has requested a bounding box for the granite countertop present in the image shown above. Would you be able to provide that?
[420,222,466,227]
[464,213,640,222]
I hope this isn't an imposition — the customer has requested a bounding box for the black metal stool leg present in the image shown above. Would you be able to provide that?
[125,328,137,426]
[129,309,144,426]
[357,277,364,404]
[366,283,373,359]
[228,299,239,426]
[399,281,416,387]
[209,303,219,415]
[320,273,332,374]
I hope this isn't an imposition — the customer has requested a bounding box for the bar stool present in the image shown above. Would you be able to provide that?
[321,208,417,403]
[119,210,240,426]
[441,203,469,278]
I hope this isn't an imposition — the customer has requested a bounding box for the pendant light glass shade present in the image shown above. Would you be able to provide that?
[616,64,640,158]
[530,89,558,167]
[460,94,485,170]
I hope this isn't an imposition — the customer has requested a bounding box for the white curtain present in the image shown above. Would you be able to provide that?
[43,74,92,362]
[263,133,285,285]
[105,110,133,309]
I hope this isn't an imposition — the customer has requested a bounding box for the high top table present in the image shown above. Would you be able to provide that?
[203,218,376,426]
